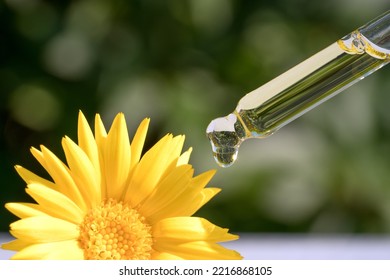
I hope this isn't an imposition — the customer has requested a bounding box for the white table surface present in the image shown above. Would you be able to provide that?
[1,233,390,260]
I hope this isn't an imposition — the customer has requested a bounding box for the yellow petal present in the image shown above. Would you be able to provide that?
[147,188,220,223]
[146,142,191,198]
[14,165,57,190]
[94,113,108,140]
[77,111,101,183]
[151,251,184,260]
[10,240,84,260]
[139,165,193,217]
[170,170,218,216]
[186,188,221,216]
[39,145,87,212]
[1,239,32,251]
[125,134,179,206]
[148,188,221,224]
[177,147,192,166]
[159,135,186,180]
[104,113,131,199]
[5,203,49,219]
[130,118,150,169]
[30,147,48,171]
[26,183,84,224]
[153,240,242,260]
[153,217,239,243]
[147,170,218,222]
[166,135,186,164]
[191,169,217,191]
[94,113,108,198]
[62,136,101,207]
[10,216,79,243]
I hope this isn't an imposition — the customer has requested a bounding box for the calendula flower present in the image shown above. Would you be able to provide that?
[2,111,241,260]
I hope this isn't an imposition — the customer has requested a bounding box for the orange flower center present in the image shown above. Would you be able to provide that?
[78,199,153,260]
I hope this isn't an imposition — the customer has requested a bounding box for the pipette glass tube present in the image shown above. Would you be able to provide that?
[207,11,390,167]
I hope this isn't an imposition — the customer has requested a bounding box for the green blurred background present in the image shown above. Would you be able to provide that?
[1,0,390,234]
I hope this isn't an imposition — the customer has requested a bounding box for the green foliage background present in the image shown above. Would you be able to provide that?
[1,0,390,234]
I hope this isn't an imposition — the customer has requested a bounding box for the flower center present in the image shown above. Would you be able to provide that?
[78,199,153,260]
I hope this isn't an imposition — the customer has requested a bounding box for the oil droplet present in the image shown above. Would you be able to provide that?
[211,146,239,168]
[206,113,245,167]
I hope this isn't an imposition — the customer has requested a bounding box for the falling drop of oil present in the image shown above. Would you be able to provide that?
[206,112,246,167]
[206,114,239,167]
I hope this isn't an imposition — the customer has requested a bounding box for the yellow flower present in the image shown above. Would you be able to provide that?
[2,111,242,260]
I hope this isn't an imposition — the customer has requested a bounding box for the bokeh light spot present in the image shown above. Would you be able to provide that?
[43,32,93,80]
[9,85,62,131]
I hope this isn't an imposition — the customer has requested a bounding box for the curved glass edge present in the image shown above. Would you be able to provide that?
[338,10,390,59]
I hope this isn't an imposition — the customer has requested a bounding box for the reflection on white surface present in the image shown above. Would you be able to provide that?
[1,233,390,260]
